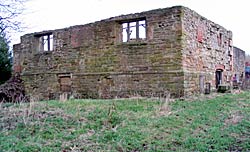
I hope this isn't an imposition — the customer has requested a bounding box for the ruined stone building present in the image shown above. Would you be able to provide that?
[13,6,235,100]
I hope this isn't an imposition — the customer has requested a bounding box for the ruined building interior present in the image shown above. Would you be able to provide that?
[13,6,245,100]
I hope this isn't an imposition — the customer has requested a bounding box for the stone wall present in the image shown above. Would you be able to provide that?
[13,6,184,100]
[13,6,235,100]
[233,46,245,82]
[181,7,233,96]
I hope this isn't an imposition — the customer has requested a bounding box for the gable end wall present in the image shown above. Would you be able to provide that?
[181,7,233,96]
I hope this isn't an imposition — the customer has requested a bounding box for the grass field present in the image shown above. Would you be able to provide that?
[1,92,250,151]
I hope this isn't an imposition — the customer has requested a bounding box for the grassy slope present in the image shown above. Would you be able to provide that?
[1,92,250,151]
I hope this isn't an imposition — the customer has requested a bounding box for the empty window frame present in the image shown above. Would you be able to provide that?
[35,33,53,51]
[122,20,146,42]
[42,34,53,51]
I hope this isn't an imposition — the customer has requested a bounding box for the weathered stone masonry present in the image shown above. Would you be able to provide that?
[233,47,245,82]
[13,6,234,100]
[182,8,234,95]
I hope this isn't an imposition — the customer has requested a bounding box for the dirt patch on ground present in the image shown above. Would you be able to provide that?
[224,111,244,125]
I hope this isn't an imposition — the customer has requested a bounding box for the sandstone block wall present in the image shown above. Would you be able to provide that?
[14,6,236,100]
[14,6,184,100]
[182,7,233,96]
[233,47,245,81]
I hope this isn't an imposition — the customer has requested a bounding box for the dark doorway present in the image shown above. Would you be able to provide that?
[215,70,222,88]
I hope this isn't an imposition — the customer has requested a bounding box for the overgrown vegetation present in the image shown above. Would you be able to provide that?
[0,32,11,84]
[1,92,250,151]
[0,74,28,102]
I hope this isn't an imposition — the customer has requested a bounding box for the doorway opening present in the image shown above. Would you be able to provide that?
[215,70,223,88]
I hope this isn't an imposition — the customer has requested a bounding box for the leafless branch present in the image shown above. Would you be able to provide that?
[0,0,28,34]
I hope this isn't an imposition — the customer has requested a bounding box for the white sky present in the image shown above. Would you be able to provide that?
[14,0,250,54]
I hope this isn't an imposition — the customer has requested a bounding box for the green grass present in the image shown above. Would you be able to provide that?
[1,92,250,151]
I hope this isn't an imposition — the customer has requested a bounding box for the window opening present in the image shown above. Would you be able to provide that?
[35,33,53,52]
[42,34,53,51]
[218,33,222,47]
[122,20,146,42]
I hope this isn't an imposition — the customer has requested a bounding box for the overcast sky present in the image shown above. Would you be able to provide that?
[14,0,249,54]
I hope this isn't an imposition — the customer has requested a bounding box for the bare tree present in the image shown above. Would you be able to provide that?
[0,0,27,34]
[0,0,28,89]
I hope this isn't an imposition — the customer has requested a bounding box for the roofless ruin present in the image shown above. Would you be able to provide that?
[13,6,244,100]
